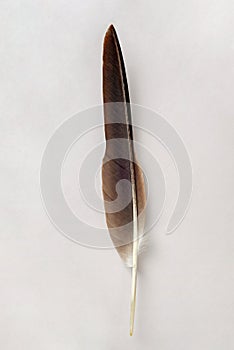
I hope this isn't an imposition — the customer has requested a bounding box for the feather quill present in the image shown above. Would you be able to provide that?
[102,25,146,336]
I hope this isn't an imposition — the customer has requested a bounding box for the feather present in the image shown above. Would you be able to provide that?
[102,24,146,336]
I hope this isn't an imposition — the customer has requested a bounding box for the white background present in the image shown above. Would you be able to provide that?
[0,1,234,349]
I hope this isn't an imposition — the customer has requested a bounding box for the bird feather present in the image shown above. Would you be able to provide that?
[102,24,146,335]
